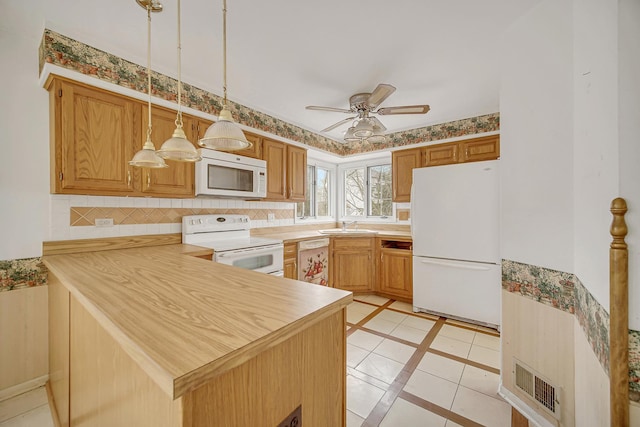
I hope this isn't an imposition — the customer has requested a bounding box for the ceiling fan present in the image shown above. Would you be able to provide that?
[306,83,430,143]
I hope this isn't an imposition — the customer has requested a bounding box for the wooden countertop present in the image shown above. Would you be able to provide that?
[255,229,412,243]
[43,244,352,399]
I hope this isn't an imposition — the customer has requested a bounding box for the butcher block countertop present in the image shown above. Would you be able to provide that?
[43,244,352,399]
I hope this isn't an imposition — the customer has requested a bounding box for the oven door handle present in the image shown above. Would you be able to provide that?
[215,244,283,258]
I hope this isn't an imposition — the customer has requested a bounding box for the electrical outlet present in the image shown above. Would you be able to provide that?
[267,213,275,222]
[95,218,114,227]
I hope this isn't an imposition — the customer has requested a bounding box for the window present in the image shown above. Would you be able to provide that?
[296,164,332,219]
[342,163,393,218]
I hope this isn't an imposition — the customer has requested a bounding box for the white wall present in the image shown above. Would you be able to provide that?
[618,0,640,330]
[573,0,620,320]
[499,0,574,273]
[0,24,50,260]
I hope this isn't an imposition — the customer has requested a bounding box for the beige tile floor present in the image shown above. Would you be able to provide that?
[1,296,507,427]
[346,296,509,427]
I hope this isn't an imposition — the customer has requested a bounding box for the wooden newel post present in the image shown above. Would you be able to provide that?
[610,197,629,427]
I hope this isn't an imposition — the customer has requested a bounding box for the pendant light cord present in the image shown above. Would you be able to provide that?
[146,4,153,141]
[175,0,183,128]
[222,0,228,107]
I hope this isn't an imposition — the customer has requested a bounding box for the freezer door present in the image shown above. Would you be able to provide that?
[412,256,500,327]
[411,160,500,264]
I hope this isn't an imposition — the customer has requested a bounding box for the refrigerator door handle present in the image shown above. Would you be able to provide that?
[418,259,492,271]
[410,182,415,240]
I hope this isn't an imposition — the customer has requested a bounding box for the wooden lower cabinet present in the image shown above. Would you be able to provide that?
[283,242,298,279]
[331,237,374,292]
[377,238,413,302]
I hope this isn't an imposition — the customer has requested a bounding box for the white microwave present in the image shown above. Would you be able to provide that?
[195,149,267,199]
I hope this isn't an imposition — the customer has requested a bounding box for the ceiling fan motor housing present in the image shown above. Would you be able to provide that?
[349,93,374,112]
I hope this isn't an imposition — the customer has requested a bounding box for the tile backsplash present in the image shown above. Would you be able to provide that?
[51,195,295,241]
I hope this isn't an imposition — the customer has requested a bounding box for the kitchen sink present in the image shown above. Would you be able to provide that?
[318,229,377,235]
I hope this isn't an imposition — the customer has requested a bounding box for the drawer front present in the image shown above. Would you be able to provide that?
[331,237,374,250]
[284,242,297,259]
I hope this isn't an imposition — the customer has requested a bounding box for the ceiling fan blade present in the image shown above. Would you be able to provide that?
[370,116,387,132]
[367,84,396,109]
[377,104,431,115]
[306,105,353,114]
[321,116,356,132]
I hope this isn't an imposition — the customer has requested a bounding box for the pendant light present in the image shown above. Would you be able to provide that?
[157,0,201,162]
[199,0,251,151]
[129,0,168,169]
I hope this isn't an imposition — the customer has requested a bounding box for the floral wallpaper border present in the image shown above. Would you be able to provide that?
[0,258,48,293]
[39,29,499,156]
[502,259,640,399]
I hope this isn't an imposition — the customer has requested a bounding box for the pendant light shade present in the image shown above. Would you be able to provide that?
[130,0,167,169]
[199,0,251,151]
[200,105,250,150]
[157,0,201,162]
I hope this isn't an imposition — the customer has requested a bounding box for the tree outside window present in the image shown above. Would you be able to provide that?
[343,164,392,218]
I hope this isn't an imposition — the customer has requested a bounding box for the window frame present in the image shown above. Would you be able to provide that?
[294,159,336,223]
[338,156,395,223]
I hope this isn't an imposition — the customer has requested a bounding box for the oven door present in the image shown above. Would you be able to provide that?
[214,244,284,275]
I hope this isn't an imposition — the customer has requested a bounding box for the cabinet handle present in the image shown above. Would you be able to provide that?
[147,171,151,188]
[127,170,131,187]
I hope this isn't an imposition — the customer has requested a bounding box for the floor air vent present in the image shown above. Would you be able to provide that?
[513,359,561,420]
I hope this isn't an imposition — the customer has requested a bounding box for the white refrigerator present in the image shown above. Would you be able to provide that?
[411,160,500,329]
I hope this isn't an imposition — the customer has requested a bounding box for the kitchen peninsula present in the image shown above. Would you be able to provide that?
[43,242,351,426]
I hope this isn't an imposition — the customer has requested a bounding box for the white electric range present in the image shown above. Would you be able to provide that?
[182,214,284,276]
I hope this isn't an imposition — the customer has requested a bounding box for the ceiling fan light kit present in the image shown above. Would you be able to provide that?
[353,119,374,138]
[199,0,251,151]
[306,83,430,144]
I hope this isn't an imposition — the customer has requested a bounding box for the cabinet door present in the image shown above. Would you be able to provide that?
[140,105,195,197]
[283,242,298,279]
[234,132,262,159]
[262,138,287,200]
[287,145,307,201]
[392,147,422,202]
[52,79,137,195]
[332,250,373,292]
[379,249,413,300]
[424,142,458,166]
[460,135,500,163]
[192,118,214,144]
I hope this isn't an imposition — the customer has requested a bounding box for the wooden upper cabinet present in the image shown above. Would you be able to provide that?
[141,105,195,197]
[424,142,459,166]
[191,118,213,146]
[262,138,287,200]
[49,78,138,195]
[392,147,422,202]
[287,145,307,201]
[460,135,500,163]
[234,132,262,159]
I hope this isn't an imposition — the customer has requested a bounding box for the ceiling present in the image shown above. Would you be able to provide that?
[8,0,540,145]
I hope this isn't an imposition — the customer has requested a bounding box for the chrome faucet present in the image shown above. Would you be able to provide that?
[342,220,358,231]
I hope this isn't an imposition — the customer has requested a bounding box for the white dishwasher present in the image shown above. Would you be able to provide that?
[297,238,330,286]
